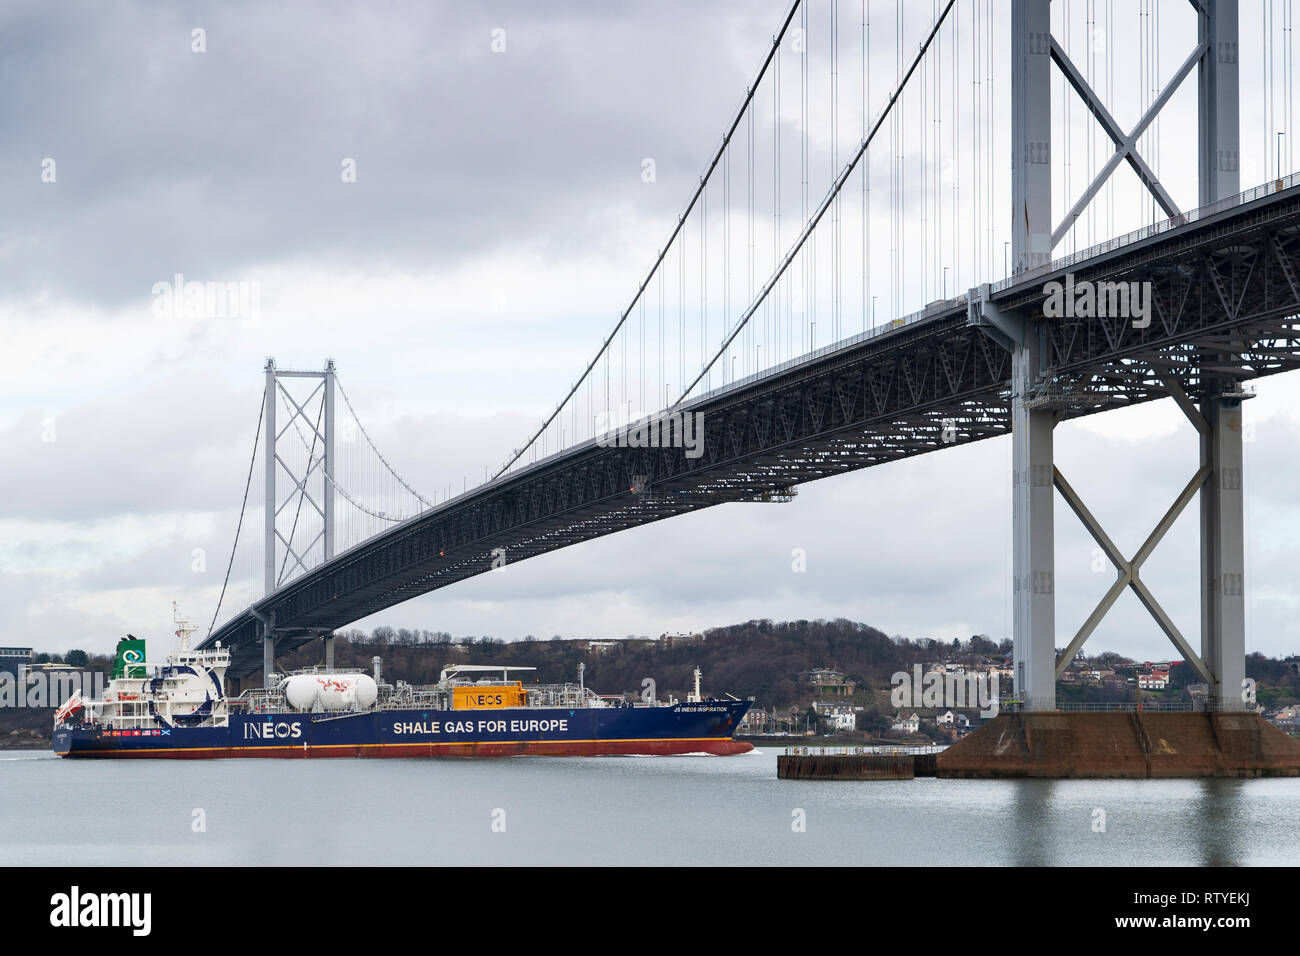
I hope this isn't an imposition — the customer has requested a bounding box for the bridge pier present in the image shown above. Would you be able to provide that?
[1000,0,1250,715]
[262,618,275,689]
[1200,392,1247,709]
[1008,0,1056,711]
[323,633,335,670]
[1010,339,1057,711]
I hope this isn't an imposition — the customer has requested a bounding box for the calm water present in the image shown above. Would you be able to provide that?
[2,748,1297,866]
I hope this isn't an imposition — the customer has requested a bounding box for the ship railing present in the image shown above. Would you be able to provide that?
[375,686,448,711]
[525,683,608,709]
[996,698,1249,713]
[308,709,374,722]
[235,689,289,713]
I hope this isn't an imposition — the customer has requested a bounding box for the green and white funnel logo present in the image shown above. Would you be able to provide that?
[114,638,146,679]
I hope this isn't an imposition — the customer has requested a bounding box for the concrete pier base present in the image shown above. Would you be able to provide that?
[937,712,1300,778]
[777,752,918,780]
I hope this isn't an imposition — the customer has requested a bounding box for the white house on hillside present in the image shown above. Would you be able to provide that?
[814,701,856,732]
[891,712,920,734]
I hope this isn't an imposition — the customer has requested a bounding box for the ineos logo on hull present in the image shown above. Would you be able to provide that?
[243,721,303,740]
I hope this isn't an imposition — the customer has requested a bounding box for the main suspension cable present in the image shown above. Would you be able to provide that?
[492,0,804,480]
[335,373,431,508]
[207,389,265,639]
[676,0,957,407]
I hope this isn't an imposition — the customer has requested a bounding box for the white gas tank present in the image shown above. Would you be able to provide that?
[281,673,378,712]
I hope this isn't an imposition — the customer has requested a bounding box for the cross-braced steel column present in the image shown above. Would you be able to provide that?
[1051,376,1216,692]
[1010,0,1056,709]
[263,357,336,687]
[263,359,278,597]
[1011,336,1056,710]
[1006,0,1245,711]
[263,358,336,592]
[1198,0,1240,206]
[263,361,277,687]
[262,617,275,687]
[1200,394,1246,709]
[1197,0,1243,711]
[323,359,336,562]
[1011,0,1052,274]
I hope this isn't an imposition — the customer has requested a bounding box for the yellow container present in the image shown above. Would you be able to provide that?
[452,684,526,710]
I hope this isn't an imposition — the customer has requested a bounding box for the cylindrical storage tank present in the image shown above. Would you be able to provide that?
[280,673,379,712]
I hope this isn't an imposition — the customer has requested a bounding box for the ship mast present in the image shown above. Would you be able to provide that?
[172,601,197,652]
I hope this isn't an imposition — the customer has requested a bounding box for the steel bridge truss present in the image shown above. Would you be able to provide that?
[204,185,1300,680]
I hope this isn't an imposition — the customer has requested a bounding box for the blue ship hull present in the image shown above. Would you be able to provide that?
[52,700,753,758]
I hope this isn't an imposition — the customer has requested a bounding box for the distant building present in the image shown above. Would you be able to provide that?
[891,712,920,734]
[661,632,704,648]
[23,662,79,674]
[813,701,856,732]
[806,667,857,696]
[739,708,769,733]
[1138,672,1169,690]
[0,647,32,677]
[807,667,843,684]
[926,661,958,674]
[1265,704,1300,731]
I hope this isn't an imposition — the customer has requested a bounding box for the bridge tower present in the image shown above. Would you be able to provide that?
[1195,2,1245,712]
[1007,0,1242,710]
[261,358,337,686]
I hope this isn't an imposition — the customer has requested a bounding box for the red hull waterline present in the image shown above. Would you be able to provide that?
[55,738,756,759]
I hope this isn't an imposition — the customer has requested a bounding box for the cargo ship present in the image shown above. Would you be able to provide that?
[51,613,753,759]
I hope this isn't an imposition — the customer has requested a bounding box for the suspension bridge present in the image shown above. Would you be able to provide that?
[198,0,1300,728]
